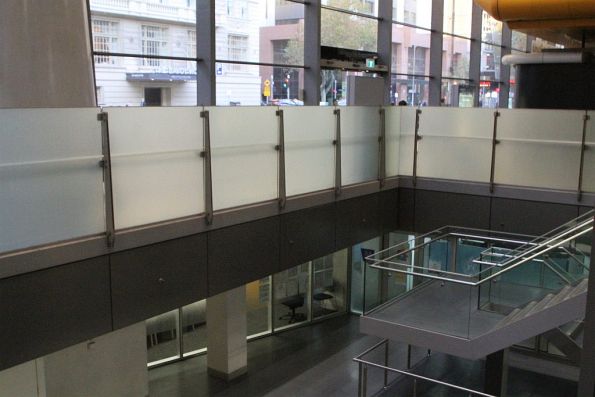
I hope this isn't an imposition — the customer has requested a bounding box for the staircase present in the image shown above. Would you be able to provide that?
[360,211,593,361]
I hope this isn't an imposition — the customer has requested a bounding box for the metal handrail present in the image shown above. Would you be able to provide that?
[354,339,496,397]
[369,221,593,287]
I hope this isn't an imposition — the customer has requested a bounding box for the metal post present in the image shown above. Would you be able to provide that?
[98,112,115,247]
[413,109,422,187]
[200,110,213,225]
[407,344,412,369]
[489,111,501,193]
[384,340,389,388]
[358,362,363,397]
[362,364,368,397]
[303,0,321,105]
[276,109,286,209]
[577,113,590,202]
[196,0,215,105]
[469,2,483,107]
[334,109,342,197]
[378,108,386,188]
[428,0,444,106]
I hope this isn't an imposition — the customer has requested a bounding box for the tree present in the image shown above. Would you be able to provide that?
[281,0,378,103]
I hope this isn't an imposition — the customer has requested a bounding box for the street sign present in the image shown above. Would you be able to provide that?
[263,79,271,97]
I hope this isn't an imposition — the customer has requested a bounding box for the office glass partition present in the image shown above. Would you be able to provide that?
[385,106,401,177]
[273,263,311,330]
[312,250,348,320]
[208,106,278,210]
[398,107,417,176]
[386,233,411,299]
[108,107,204,229]
[584,111,595,193]
[146,309,180,365]
[284,107,335,196]
[351,237,381,314]
[495,109,584,191]
[181,300,207,355]
[0,109,105,253]
[341,107,380,186]
[416,107,493,182]
[246,277,272,338]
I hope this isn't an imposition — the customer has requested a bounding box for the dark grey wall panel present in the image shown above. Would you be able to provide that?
[336,194,381,249]
[380,189,399,233]
[490,198,578,236]
[208,217,280,296]
[580,206,594,215]
[280,204,336,271]
[0,257,111,371]
[110,235,207,329]
[415,190,491,233]
[398,188,415,232]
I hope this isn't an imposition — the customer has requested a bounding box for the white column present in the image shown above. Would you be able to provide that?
[207,285,248,381]
[0,0,96,107]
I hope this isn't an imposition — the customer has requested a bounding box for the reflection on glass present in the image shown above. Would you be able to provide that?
[326,0,377,17]
[441,79,475,107]
[273,263,311,330]
[320,69,374,106]
[321,9,378,52]
[456,238,486,275]
[391,75,430,106]
[386,233,411,299]
[443,0,472,38]
[391,26,431,75]
[443,36,471,79]
[181,300,207,355]
[146,309,180,365]
[216,64,304,106]
[94,56,198,107]
[312,250,348,320]
[480,43,501,82]
[247,277,272,337]
[393,0,432,28]
[481,11,502,44]
[351,237,381,314]
[511,31,528,52]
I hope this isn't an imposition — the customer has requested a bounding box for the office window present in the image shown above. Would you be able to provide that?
[227,34,248,71]
[393,0,432,28]
[481,11,502,45]
[321,8,378,52]
[92,19,118,64]
[443,0,473,38]
[142,25,167,66]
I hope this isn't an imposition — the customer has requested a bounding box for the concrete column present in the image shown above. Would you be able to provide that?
[0,323,148,397]
[429,0,444,106]
[303,0,321,105]
[377,0,393,105]
[469,3,483,107]
[0,0,96,108]
[207,285,248,381]
[485,349,509,397]
[196,0,216,106]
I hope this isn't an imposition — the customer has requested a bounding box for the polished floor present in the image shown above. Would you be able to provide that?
[148,314,578,397]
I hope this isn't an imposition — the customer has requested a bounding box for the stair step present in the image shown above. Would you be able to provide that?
[494,308,520,329]
[568,279,589,299]
[523,294,555,318]
[545,285,573,308]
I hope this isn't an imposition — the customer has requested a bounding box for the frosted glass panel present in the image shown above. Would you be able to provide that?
[399,108,417,176]
[495,109,584,190]
[108,108,204,229]
[208,107,278,210]
[417,108,493,182]
[284,107,335,196]
[0,108,105,252]
[582,111,595,193]
[385,107,401,177]
[341,107,380,185]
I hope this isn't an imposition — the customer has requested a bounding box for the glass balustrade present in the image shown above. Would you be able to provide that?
[1,106,593,256]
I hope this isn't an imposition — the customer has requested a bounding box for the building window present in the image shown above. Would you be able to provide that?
[227,0,248,18]
[187,30,196,58]
[228,34,248,71]
[92,19,118,64]
[142,25,167,67]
